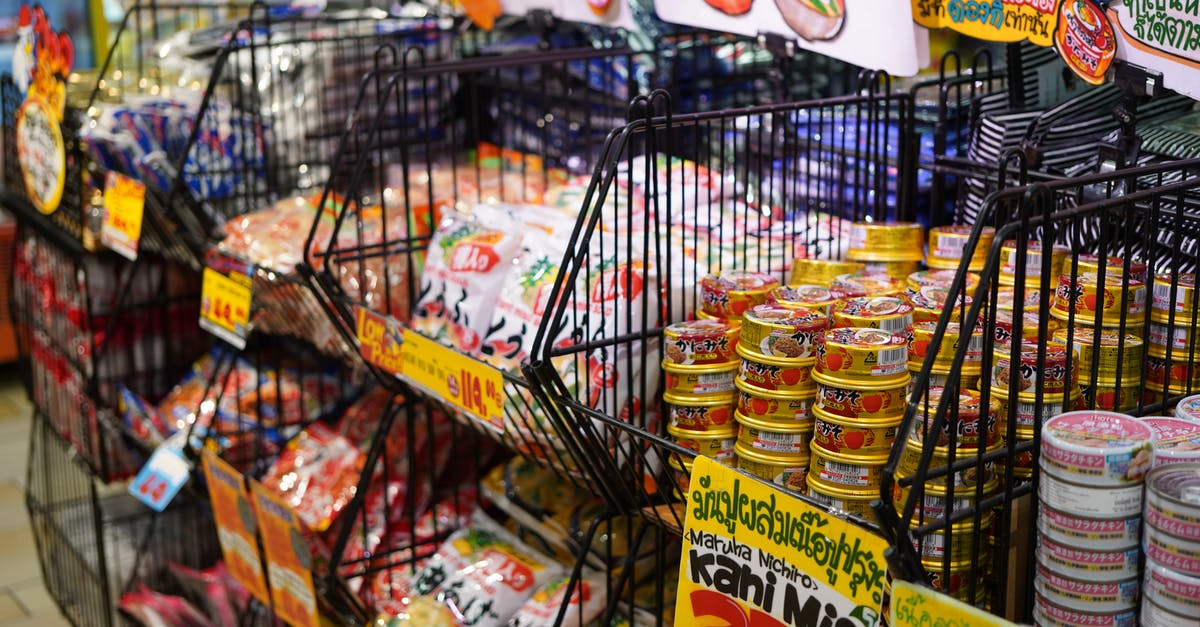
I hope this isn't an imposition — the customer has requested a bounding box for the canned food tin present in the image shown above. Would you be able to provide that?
[662,360,738,396]
[906,269,980,293]
[805,473,875,518]
[1147,351,1200,389]
[1050,273,1147,326]
[991,342,1075,396]
[895,478,999,521]
[810,441,887,488]
[913,513,994,560]
[993,307,1060,349]
[898,439,998,489]
[1081,379,1146,413]
[734,442,808,494]
[1143,558,1200,617]
[664,391,736,432]
[998,456,1034,481]
[1176,395,1200,422]
[1037,503,1140,551]
[927,224,994,272]
[700,271,780,319]
[662,319,740,366]
[695,309,743,332]
[1143,416,1200,468]
[831,296,914,334]
[735,410,813,455]
[1153,273,1198,320]
[1037,534,1141,582]
[990,385,1083,433]
[829,273,903,299]
[862,259,922,280]
[666,423,736,461]
[1041,411,1156,486]
[921,365,980,391]
[908,321,984,371]
[998,240,1070,286]
[909,387,996,449]
[737,345,817,393]
[811,369,909,420]
[811,405,899,455]
[925,557,990,601]
[1049,328,1143,383]
[735,379,815,423]
[739,305,827,360]
[995,285,1044,311]
[1076,254,1149,284]
[788,259,863,287]
[1144,524,1200,576]
[770,284,839,318]
[847,221,925,262]
[1035,593,1137,627]
[1035,559,1139,613]
[1149,319,1200,357]
[1038,470,1144,519]
[1145,464,1200,542]
[816,327,908,379]
[1141,597,1195,627]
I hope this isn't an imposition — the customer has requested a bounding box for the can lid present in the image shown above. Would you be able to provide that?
[745,304,826,327]
[1147,463,1200,506]
[1143,416,1200,450]
[772,284,838,307]
[832,296,913,319]
[664,318,738,339]
[736,341,818,367]
[702,271,780,292]
[1177,395,1200,421]
[1043,411,1156,451]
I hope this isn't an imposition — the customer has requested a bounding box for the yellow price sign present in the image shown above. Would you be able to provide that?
[200,451,269,606]
[248,480,319,627]
[200,264,253,349]
[891,580,1017,626]
[101,171,145,260]
[400,329,505,430]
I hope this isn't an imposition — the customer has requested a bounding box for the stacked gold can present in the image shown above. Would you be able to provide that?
[990,341,1080,481]
[908,320,984,390]
[789,259,864,287]
[926,225,995,273]
[1049,328,1145,412]
[733,304,827,494]
[846,221,926,280]
[998,240,1070,286]
[1149,272,1200,405]
[808,325,909,512]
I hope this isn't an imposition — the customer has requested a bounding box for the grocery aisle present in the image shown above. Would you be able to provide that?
[0,369,67,627]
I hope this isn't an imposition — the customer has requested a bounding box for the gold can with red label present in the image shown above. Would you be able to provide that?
[695,308,742,330]
[770,284,839,318]
[898,439,999,489]
[990,385,1084,434]
[846,221,925,262]
[906,269,980,293]
[831,296,914,335]
[811,404,900,456]
[664,391,736,432]
[666,423,736,460]
[735,410,814,456]
[862,260,922,281]
[993,307,1061,350]
[816,327,909,380]
[1050,272,1147,327]
[1049,328,1143,383]
[810,440,888,488]
[905,286,975,325]
[739,304,827,360]
[991,342,1075,396]
[789,259,863,286]
[999,240,1070,286]
[1081,379,1148,413]
[1148,349,1200,389]
[829,273,903,299]
[735,442,808,494]
[909,387,997,450]
[734,378,815,423]
[811,368,909,420]
[995,285,1044,311]
[662,360,738,396]
[927,224,995,272]
[700,271,780,319]
[1152,273,1197,322]
[908,321,984,373]
[736,343,816,394]
[806,473,876,518]
[662,319,740,366]
[1076,254,1149,284]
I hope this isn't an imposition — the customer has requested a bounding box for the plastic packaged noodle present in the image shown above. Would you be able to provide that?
[260,421,365,532]
[507,572,607,627]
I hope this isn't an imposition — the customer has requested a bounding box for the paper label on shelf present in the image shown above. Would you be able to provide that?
[401,328,505,430]
[653,0,927,76]
[356,306,405,376]
[891,580,1018,626]
[129,443,189,512]
[13,4,73,216]
[674,456,889,627]
[1108,1,1200,100]
[248,480,319,627]
[912,0,1058,46]
[101,171,145,260]
[200,264,252,349]
[200,450,270,605]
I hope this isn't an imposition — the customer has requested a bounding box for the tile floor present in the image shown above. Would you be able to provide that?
[0,367,70,627]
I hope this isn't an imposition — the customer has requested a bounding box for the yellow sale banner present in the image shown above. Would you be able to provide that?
[912,0,1058,46]
[675,456,889,627]
[891,580,1017,627]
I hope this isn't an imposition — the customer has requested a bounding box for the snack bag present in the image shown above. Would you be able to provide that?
[118,584,210,627]
[260,421,365,532]
[480,229,569,371]
[507,572,607,627]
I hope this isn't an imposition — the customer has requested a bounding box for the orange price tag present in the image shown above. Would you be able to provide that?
[101,171,145,260]
[248,480,319,627]
[400,329,505,431]
[356,307,404,376]
[200,451,269,606]
[200,266,252,349]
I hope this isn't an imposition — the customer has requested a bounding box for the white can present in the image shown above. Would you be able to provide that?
[1037,503,1140,551]
[1144,416,1200,468]
[1144,524,1200,577]
[1041,411,1156,486]
[1145,464,1200,542]
[1037,534,1140,582]
[1140,597,1196,627]
[1143,558,1200,617]
[1034,593,1137,627]
[1176,394,1200,422]
[1035,558,1138,614]
[1038,467,1144,519]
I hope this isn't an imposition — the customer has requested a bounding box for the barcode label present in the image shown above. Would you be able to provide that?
[1005,250,1044,273]
[880,315,913,333]
[934,237,967,259]
[876,347,907,366]
[965,333,985,359]
[1150,324,1189,350]
[821,461,869,486]
[754,431,802,453]
[1153,283,1182,312]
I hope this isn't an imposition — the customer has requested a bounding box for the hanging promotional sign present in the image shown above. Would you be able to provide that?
[653,0,929,75]
[249,480,320,627]
[201,450,270,606]
[675,456,889,627]
[1053,0,1117,84]
[1107,0,1200,100]
[891,580,1018,627]
[912,0,1059,46]
[12,3,74,216]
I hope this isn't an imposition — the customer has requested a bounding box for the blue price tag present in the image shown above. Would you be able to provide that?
[129,445,191,511]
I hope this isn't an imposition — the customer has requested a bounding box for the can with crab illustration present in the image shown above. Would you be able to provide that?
[898,439,998,489]
[666,423,736,461]
[1035,592,1137,627]
[995,284,1044,311]
[846,221,925,262]
[736,345,817,394]
[993,307,1061,350]
[1041,411,1156,486]
[788,259,863,287]
[927,224,994,272]
[908,387,997,450]
[1075,253,1149,283]
[1176,395,1200,422]
[1153,273,1198,320]
[908,321,984,374]
[734,379,815,424]
[1149,318,1200,358]
[734,442,808,494]
[1081,378,1147,413]
[805,473,875,518]
[1050,328,1143,383]
[700,271,781,319]
[991,342,1075,397]
[1050,272,1147,327]
[1140,416,1200,468]
[861,259,922,281]
[734,410,813,456]
[904,285,975,325]
[769,284,840,318]
[829,273,903,299]
[1147,349,1200,389]
[1038,503,1140,551]
[739,304,827,360]
[664,391,736,432]
[895,478,999,521]
[1145,464,1200,543]
[811,368,909,420]
[830,296,914,335]
[998,240,1070,286]
[918,364,979,391]
[1144,524,1200,576]
[1143,557,1200,617]
[816,327,908,380]
[1035,558,1139,613]
[811,405,899,456]
[662,319,740,366]
[810,440,887,488]
[1141,597,1195,627]
[990,385,1083,435]
[1037,533,1141,582]
[906,269,980,293]
[662,360,738,396]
